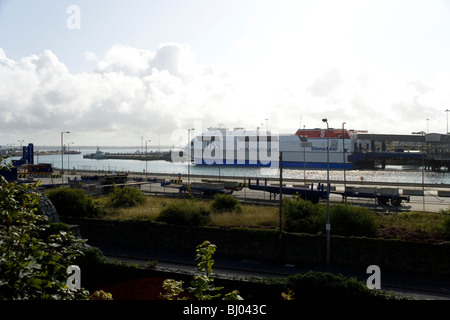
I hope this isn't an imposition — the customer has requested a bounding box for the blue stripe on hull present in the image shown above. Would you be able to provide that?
[282,161,354,170]
[193,159,355,169]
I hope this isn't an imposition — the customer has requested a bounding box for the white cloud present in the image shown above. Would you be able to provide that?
[0,43,239,145]
[1,42,450,146]
[83,51,98,61]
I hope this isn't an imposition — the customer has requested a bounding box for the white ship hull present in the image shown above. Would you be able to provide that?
[181,127,361,169]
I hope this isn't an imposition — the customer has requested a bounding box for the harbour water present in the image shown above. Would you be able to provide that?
[21,146,450,186]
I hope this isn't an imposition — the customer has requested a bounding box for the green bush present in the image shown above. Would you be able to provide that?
[444,215,450,238]
[46,187,100,217]
[0,158,89,299]
[331,204,378,237]
[283,197,326,234]
[108,185,147,208]
[211,194,242,213]
[283,197,377,237]
[156,200,211,226]
[284,271,404,300]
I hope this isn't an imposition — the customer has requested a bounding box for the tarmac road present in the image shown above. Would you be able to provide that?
[137,177,450,213]
[37,170,450,213]
[92,241,450,301]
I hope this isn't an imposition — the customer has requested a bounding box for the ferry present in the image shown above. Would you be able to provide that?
[181,127,369,169]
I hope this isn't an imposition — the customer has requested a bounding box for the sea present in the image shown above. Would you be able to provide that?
[10,146,450,185]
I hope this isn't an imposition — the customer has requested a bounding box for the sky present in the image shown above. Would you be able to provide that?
[1,0,450,147]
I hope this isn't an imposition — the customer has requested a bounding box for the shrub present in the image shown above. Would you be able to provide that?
[331,204,378,237]
[211,194,242,213]
[0,158,89,299]
[283,197,377,237]
[108,185,147,208]
[160,241,243,300]
[284,271,404,300]
[46,187,100,217]
[444,215,450,239]
[283,197,326,234]
[156,200,211,226]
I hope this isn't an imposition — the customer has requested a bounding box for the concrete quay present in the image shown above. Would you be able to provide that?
[31,169,450,213]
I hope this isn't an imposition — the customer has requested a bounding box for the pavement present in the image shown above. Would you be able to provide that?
[89,241,450,301]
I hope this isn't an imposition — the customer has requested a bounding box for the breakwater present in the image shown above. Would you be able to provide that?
[83,151,171,161]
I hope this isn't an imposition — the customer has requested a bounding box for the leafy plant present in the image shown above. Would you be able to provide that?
[283,197,326,233]
[211,194,242,213]
[443,211,450,239]
[46,187,100,217]
[284,271,406,300]
[283,197,378,237]
[331,204,378,237]
[187,241,223,300]
[156,200,211,226]
[160,241,243,300]
[0,157,89,300]
[107,185,147,208]
[159,279,186,300]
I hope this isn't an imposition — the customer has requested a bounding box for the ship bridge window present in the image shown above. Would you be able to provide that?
[200,135,220,142]
[258,135,271,143]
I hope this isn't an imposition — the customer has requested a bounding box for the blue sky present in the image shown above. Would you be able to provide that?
[1,0,450,146]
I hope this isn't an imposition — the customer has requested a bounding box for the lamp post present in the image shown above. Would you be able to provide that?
[188,128,194,185]
[67,142,74,173]
[322,118,330,266]
[61,131,70,182]
[412,131,426,211]
[145,139,151,176]
[342,122,347,202]
[446,109,450,134]
[299,136,308,185]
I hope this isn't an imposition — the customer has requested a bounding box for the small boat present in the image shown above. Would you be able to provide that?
[83,146,107,159]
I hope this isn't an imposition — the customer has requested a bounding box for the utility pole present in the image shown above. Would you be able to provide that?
[61,131,70,183]
[279,151,283,262]
[342,122,347,202]
[322,118,330,266]
[445,109,450,134]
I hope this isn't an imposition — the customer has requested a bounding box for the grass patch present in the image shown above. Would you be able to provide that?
[209,204,278,229]
[377,211,446,233]
[375,211,448,242]
[92,194,449,242]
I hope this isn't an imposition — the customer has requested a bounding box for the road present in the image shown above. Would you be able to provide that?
[137,176,450,213]
[92,242,450,301]
[35,170,450,212]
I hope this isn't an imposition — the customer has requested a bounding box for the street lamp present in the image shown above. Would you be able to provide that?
[61,131,70,182]
[299,136,308,185]
[67,142,74,172]
[445,109,450,134]
[61,131,70,171]
[412,131,426,212]
[145,139,151,176]
[322,118,330,266]
[188,128,194,185]
[342,122,347,201]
